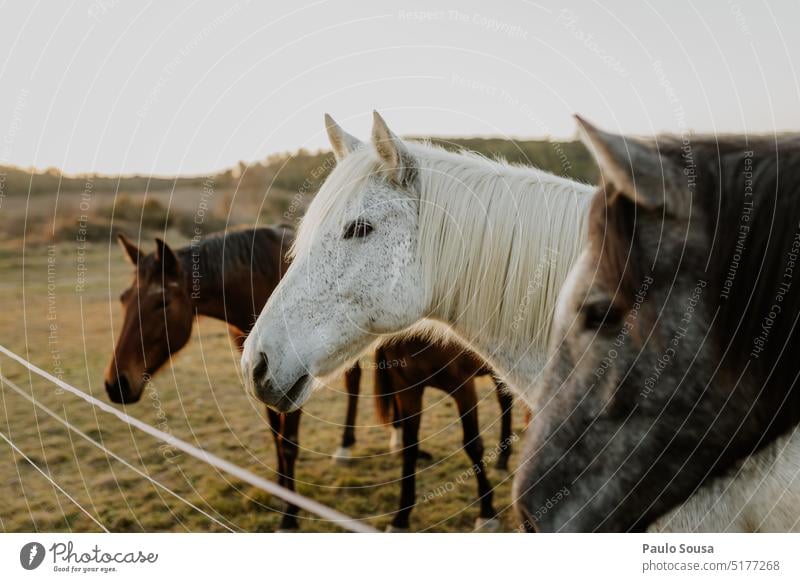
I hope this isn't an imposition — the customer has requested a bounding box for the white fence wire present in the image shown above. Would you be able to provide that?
[0,344,377,533]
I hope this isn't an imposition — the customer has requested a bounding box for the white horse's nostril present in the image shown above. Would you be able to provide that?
[252,352,270,387]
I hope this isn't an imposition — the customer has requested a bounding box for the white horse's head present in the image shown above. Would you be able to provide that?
[241,112,427,411]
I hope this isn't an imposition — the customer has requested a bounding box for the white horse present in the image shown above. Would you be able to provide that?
[241,111,593,412]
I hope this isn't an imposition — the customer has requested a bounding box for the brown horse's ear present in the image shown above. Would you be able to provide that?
[154,238,179,276]
[575,115,687,216]
[117,233,142,265]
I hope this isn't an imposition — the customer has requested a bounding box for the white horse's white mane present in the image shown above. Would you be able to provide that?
[292,139,594,353]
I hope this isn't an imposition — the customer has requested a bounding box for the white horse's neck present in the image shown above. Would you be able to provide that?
[411,147,593,404]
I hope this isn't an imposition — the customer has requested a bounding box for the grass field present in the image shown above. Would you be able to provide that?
[0,238,527,533]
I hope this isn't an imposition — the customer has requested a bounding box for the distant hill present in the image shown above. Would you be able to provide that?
[0,137,597,199]
[231,137,597,198]
[0,165,208,197]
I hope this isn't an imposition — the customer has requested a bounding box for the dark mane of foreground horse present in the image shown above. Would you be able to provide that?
[592,135,800,446]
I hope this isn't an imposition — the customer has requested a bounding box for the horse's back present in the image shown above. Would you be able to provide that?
[380,338,486,392]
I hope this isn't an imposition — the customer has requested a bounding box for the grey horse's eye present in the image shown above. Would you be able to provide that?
[343,218,373,239]
[582,300,624,331]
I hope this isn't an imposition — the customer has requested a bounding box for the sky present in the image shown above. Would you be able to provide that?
[0,0,798,176]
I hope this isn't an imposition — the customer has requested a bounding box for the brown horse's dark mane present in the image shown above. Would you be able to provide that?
[187,225,291,279]
[138,225,294,293]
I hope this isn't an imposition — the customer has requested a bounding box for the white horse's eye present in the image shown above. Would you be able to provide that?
[342,218,374,239]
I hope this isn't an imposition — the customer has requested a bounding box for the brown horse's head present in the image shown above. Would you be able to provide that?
[104,234,194,404]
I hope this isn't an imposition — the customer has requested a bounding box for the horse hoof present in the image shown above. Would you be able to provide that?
[332,446,354,464]
[385,524,410,533]
[474,517,501,532]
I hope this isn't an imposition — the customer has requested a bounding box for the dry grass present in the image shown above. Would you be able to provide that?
[0,241,526,533]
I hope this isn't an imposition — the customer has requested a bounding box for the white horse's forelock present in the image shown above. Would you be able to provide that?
[292,139,593,354]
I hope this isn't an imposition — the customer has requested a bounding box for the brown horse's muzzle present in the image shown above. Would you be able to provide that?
[104,373,142,404]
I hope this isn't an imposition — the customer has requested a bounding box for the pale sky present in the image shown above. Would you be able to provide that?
[0,0,798,176]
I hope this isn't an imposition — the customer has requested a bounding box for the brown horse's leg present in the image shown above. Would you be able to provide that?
[267,408,285,478]
[334,362,361,462]
[455,381,498,530]
[412,394,432,461]
[233,327,302,531]
[277,409,302,531]
[493,377,514,471]
[388,388,423,532]
[266,407,290,528]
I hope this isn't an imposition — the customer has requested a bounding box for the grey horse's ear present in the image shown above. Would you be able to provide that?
[576,115,687,216]
[371,110,416,186]
[325,114,363,161]
[117,233,142,265]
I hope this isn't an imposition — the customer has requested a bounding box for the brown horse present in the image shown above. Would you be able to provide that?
[375,339,513,532]
[104,226,363,530]
[106,227,514,530]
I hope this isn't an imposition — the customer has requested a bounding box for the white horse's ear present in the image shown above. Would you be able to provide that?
[576,115,686,215]
[325,114,362,161]
[371,111,415,186]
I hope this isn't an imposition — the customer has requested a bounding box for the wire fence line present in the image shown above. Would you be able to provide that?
[0,344,378,533]
[0,428,110,532]
[0,372,240,532]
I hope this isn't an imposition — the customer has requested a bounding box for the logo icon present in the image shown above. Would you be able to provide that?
[20,542,46,570]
